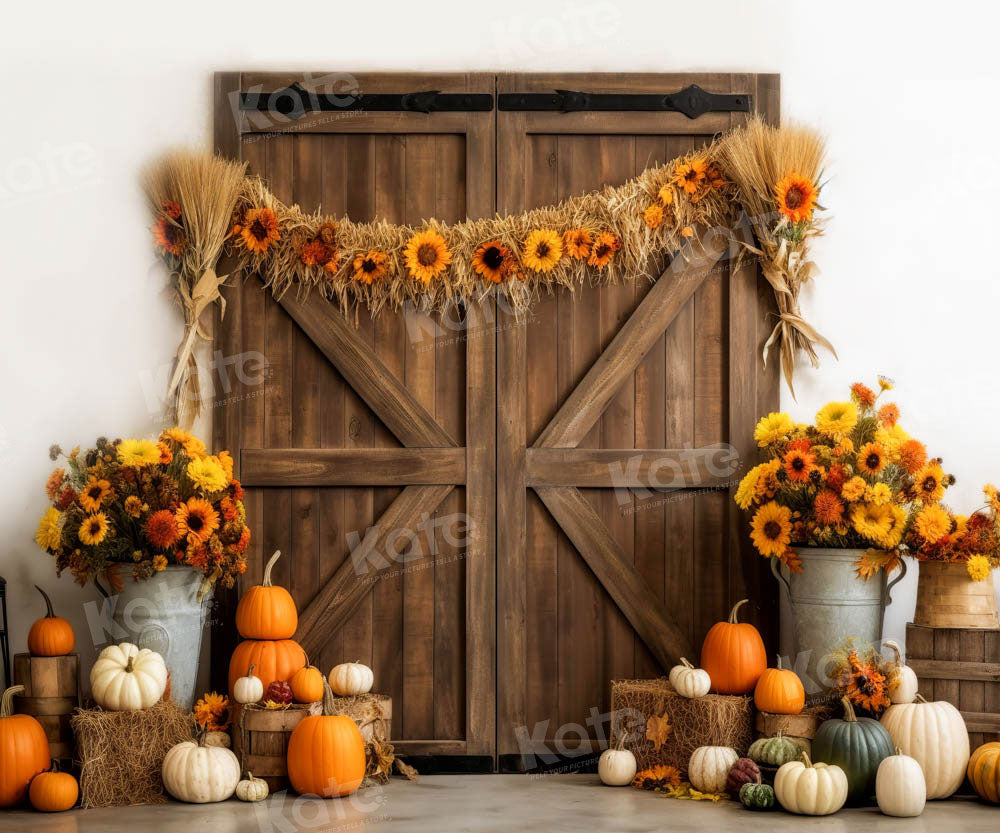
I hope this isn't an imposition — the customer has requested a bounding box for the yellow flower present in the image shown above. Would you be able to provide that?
[753,412,794,447]
[878,375,894,392]
[881,505,907,549]
[215,451,235,480]
[953,514,969,538]
[193,691,231,731]
[152,554,168,571]
[124,495,144,518]
[750,501,793,558]
[522,229,563,273]
[35,508,62,551]
[865,483,892,506]
[816,401,858,440]
[80,476,112,513]
[79,512,110,546]
[404,229,451,283]
[118,438,161,467]
[967,555,992,582]
[851,502,895,546]
[833,438,855,457]
[187,456,228,493]
[985,484,1000,514]
[736,464,767,509]
[841,477,867,502]
[915,503,950,544]
[914,463,946,504]
[642,203,663,229]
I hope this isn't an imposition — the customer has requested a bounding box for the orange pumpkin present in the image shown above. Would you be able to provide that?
[0,686,49,807]
[29,761,78,812]
[754,654,805,714]
[235,550,298,640]
[27,586,75,657]
[228,639,306,697]
[290,661,325,704]
[700,598,767,695]
[287,679,365,797]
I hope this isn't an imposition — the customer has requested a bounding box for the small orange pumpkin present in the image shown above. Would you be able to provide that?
[290,660,325,704]
[29,761,78,812]
[754,654,805,714]
[27,586,75,657]
[700,598,767,695]
[287,678,365,797]
[228,639,306,697]
[235,550,298,640]
[968,741,1000,803]
[0,686,49,807]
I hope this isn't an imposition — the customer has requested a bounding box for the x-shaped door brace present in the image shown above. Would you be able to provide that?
[242,230,728,664]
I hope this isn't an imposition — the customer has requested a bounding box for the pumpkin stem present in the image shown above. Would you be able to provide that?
[728,599,749,624]
[262,551,281,587]
[49,758,60,774]
[680,657,693,669]
[894,747,903,756]
[321,676,337,716]
[914,693,927,703]
[125,656,134,674]
[1,685,25,718]
[196,724,208,746]
[247,664,256,677]
[840,695,857,723]
[884,640,903,665]
[800,750,813,768]
[35,585,56,618]
[775,654,783,671]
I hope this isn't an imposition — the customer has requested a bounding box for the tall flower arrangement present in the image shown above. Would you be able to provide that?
[35,429,249,597]
[736,379,953,576]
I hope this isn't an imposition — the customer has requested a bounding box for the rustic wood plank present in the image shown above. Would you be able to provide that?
[987,631,1000,743]
[534,230,727,449]
[240,448,467,486]
[293,484,453,658]
[525,448,736,488]
[907,658,1000,682]
[933,628,961,711]
[962,711,1000,733]
[905,623,936,702]
[534,485,693,667]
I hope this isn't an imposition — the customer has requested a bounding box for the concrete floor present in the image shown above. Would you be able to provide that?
[1,775,996,832]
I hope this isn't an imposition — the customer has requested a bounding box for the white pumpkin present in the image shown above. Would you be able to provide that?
[233,664,264,704]
[162,734,241,803]
[668,658,711,699]
[774,752,847,815]
[876,749,925,817]
[880,694,969,798]
[884,640,918,704]
[598,749,636,786]
[688,746,738,793]
[328,661,374,696]
[235,772,269,802]
[90,642,167,710]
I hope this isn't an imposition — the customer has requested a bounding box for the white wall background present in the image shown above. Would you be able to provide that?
[2,0,999,687]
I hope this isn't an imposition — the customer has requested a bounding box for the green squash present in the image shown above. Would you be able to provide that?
[739,777,775,810]
[811,696,893,805]
[747,733,800,766]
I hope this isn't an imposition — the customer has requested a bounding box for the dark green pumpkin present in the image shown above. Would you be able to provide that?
[811,696,893,805]
[738,778,775,810]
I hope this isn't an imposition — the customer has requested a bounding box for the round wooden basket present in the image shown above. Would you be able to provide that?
[13,653,80,765]
[232,702,321,791]
[913,561,999,629]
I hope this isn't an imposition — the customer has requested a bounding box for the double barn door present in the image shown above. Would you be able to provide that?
[212,71,779,768]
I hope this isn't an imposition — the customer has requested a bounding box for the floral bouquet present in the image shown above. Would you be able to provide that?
[36,428,249,596]
[828,639,898,717]
[736,378,953,576]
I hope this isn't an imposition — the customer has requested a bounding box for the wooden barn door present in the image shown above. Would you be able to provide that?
[212,72,496,761]
[496,72,780,764]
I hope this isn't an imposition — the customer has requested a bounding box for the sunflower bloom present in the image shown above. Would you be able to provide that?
[404,229,452,283]
[80,476,112,513]
[79,512,110,546]
[175,498,220,545]
[857,442,887,477]
[783,448,816,483]
[754,412,794,447]
[587,232,621,269]
[967,555,992,582]
[673,157,707,194]
[187,456,229,493]
[471,240,516,283]
[153,215,185,256]
[562,229,593,260]
[816,401,858,440]
[775,173,818,223]
[750,501,793,558]
[118,438,161,467]
[241,208,280,254]
[522,229,563,273]
[351,250,389,284]
[914,463,946,504]
[35,508,63,551]
[915,503,950,544]
[193,692,231,731]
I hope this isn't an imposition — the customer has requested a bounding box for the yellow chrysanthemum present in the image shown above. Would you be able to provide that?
[953,514,969,538]
[754,458,782,501]
[833,438,855,457]
[79,512,110,546]
[187,456,229,493]
[880,505,907,549]
[878,376,894,392]
[736,464,766,509]
[35,507,62,551]
[153,554,168,572]
[851,502,895,546]
[215,451,235,480]
[985,484,1000,514]
[753,412,794,447]
[522,229,563,273]
[404,229,452,283]
[160,427,207,457]
[750,501,793,558]
[967,555,992,582]
[118,438,161,467]
[841,477,867,502]
[915,503,950,544]
[865,483,892,506]
[816,401,858,440]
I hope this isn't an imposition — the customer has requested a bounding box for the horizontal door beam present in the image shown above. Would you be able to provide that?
[525,447,737,489]
[241,448,467,486]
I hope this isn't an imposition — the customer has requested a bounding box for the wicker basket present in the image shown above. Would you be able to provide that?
[913,561,999,629]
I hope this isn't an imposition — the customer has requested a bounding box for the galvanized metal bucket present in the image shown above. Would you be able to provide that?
[771,547,906,693]
[110,565,212,710]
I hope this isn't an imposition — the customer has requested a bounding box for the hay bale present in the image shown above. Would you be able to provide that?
[610,678,753,776]
[71,701,194,808]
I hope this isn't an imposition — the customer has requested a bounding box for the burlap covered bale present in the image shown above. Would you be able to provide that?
[610,678,752,776]
[71,701,193,808]
[328,693,410,784]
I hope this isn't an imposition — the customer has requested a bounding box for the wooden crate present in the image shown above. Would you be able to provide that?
[906,623,1000,748]
[13,653,80,764]
[232,702,321,792]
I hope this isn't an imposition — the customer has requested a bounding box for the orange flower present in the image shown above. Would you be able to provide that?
[657,184,674,206]
[240,208,280,254]
[80,477,112,513]
[146,510,180,549]
[587,232,621,269]
[775,173,818,223]
[563,229,593,260]
[857,442,887,476]
[878,403,900,428]
[193,692,231,732]
[471,240,517,283]
[317,222,337,246]
[900,439,927,475]
[175,498,220,545]
[850,382,876,408]
[45,468,65,500]
[300,239,336,268]
[642,203,663,229]
[680,226,694,238]
[351,250,389,284]
[673,157,707,194]
[814,489,845,525]
[153,216,185,256]
[162,200,182,220]
[827,464,847,493]
[783,448,816,483]
[157,441,173,464]
[633,764,682,791]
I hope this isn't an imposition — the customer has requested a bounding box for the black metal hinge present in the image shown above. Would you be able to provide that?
[498,84,750,119]
[240,83,493,117]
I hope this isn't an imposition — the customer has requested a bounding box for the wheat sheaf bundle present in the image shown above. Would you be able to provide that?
[146,117,831,404]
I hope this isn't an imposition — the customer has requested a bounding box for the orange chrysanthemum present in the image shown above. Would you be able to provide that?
[587,232,621,269]
[783,448,816,483]
[193,691,231,731]
[300,239,336,268]
[827,464,847,493]
[657,184,674,206]
[146,509,180,549]
[157,441,173,464]
[878,403,900,428]
[857,442,887,476]
[850,382,877,408]
[162,200,181,220]
[175,497,220,545]
[900,439,927,475]
[642,203,663,229]
[351,250,389,284]
[673,157,707,195]
[775,173,818,223]
[45,468,65,500]
[317,222,337,246]
[562,229,593,260]
[241,208,280,254]
[404,229,452,283]
[814,489,845,525]
[471,240,517,283]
